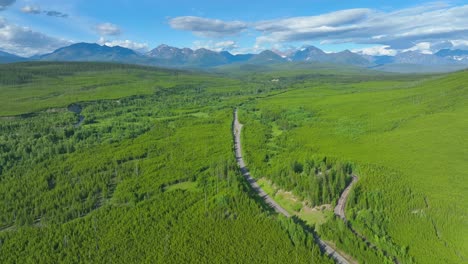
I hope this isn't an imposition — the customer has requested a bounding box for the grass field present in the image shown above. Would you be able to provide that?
[0,62,246,116]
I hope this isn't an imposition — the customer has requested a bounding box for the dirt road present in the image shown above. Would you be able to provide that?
[233,109,350,264]
[334,175,358,220]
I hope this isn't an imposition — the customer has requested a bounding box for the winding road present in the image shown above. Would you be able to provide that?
[233,109,350,264]
[334,175,399,263]
[334,175,358,221]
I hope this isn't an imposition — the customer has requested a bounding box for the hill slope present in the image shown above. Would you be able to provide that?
[0,50,26,63]
[240,70,468,264]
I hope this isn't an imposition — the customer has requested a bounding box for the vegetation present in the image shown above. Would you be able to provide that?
[0,62,333,263]
[1,62,466,263]
[240,70,468,263]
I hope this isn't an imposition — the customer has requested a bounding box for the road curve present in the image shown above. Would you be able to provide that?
[334,175,358,221]
[233,109,350,264]
[333,175,399,263]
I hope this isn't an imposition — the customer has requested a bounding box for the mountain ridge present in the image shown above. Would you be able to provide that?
[2,43,468,72]
[0,50,27,63]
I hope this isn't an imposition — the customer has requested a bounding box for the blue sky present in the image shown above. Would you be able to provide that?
[0,0,467,56]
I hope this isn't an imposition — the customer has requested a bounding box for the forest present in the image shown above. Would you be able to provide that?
[239,70,468,264]
[0,62,466,263]
[0,62,332,263]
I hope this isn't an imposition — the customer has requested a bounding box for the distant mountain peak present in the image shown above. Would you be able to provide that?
[39,42,138,62]
[194,48,213,53]
[0,50,21,57]
[247,50,286,64]
[339,49,353,54]
[292,45,327,61]
[300,45,322,51]
[259,50,277,55]
[0,50,26,63]
[3,42,467,71]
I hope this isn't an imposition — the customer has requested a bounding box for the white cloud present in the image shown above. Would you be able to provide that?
[21,5,68,17]
[255,9,370,33]
[214,40,238,50]
[230,44,265,55]
[0,17,71,56]
[254,4,468,50]
[21,5,68,18]
[21,5,41,14]
[169,16,248,38]
[168,4,468,52]
[97,37,149,52]
[253,9,370,44]
[193,40,238,52]
[95,23,121,36]
[353,45,397,56]
[403,42,433,54]
[451,40,468,49]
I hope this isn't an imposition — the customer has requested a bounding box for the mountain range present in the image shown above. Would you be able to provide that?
[1,43,467,72]
[0,50,27,63]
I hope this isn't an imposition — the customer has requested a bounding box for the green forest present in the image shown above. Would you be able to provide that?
[0,62,331,263]
[239,70,468,264]
[0,62,466,263]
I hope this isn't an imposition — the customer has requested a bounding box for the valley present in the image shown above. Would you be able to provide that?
[1,1,467,263]
[0,61,465,263]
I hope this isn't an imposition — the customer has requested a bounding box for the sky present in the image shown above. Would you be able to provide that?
[0,0,467,57]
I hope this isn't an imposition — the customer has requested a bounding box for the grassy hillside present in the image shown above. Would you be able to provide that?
[240,70,468,263]
[0,62,244,116]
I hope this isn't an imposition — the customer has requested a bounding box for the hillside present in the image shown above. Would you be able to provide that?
[0,50,26,63]
[240,70,468,264]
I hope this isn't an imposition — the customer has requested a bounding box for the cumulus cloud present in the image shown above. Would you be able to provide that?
[403,42,433,54]
[0,0,15,10]
[169,16,248,37]
[215,40,237,50]
[0,17,71,56]
[21,5,68,18]
[229,44,265,55]
[353,45,397,56]
[98,37,149,52]
[193,40,238,51]
[21,5,40,14]
[451,40,468,49]
[95,23,121,36]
